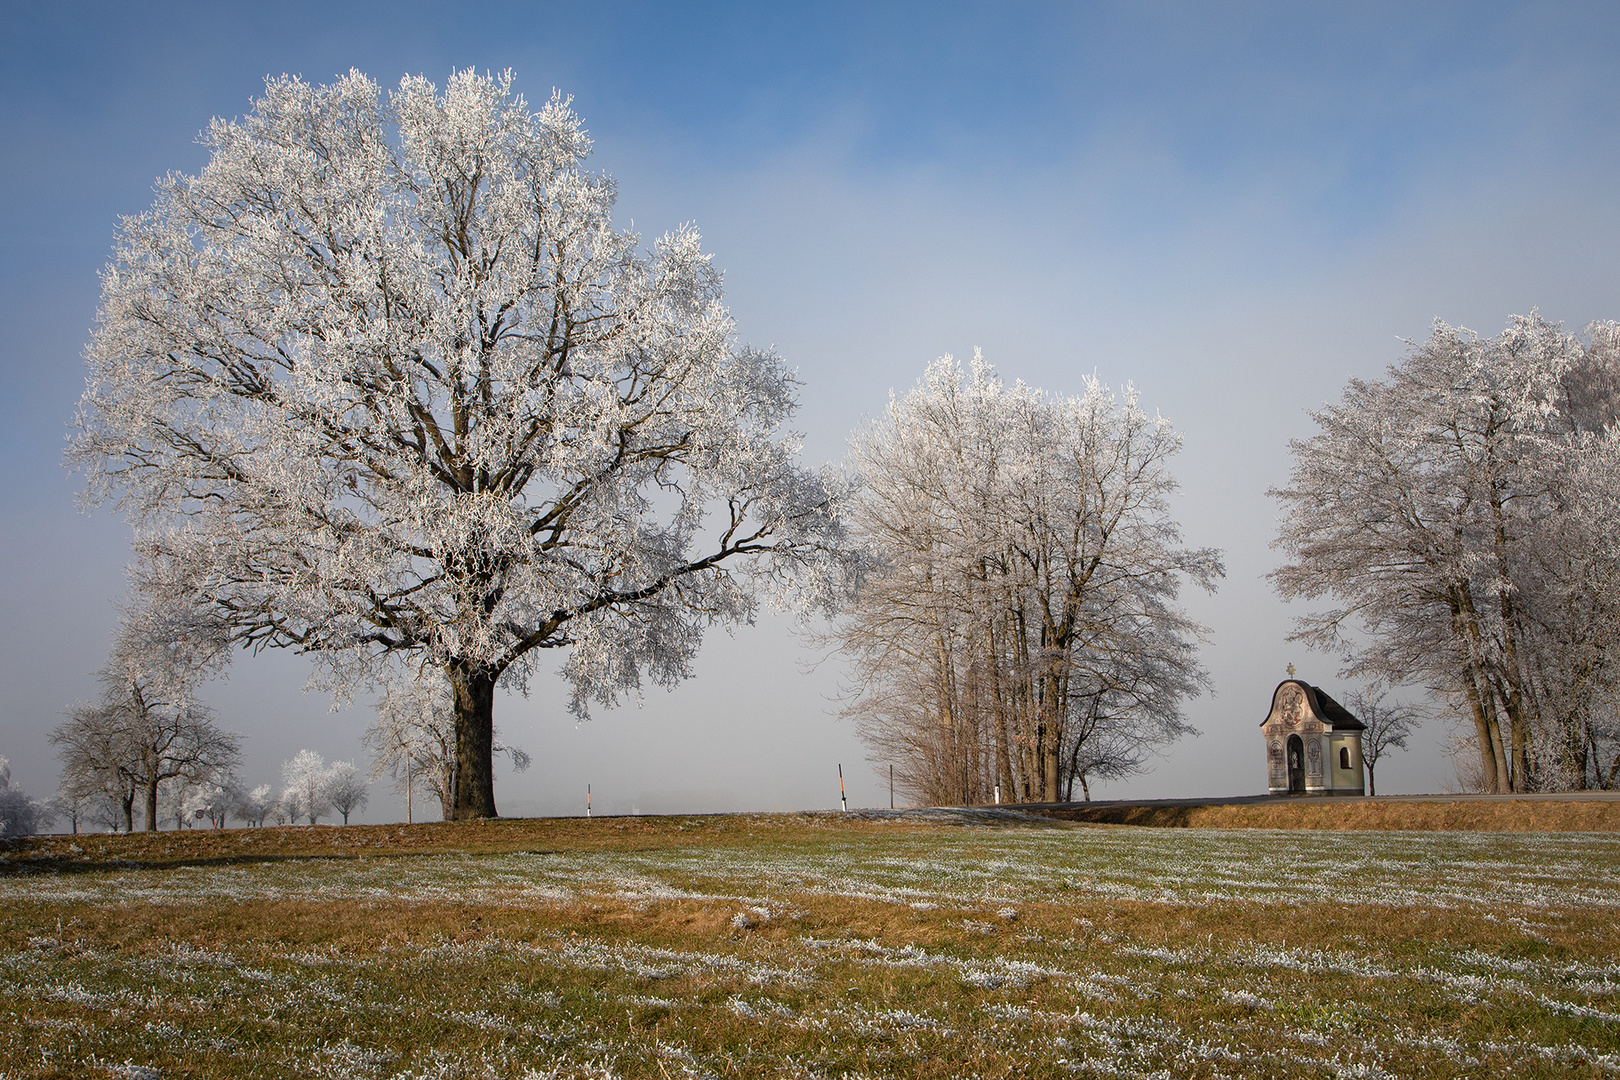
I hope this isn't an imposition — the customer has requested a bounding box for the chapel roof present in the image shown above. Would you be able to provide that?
[1308,685,1366,731]
[1260,680,1366,731]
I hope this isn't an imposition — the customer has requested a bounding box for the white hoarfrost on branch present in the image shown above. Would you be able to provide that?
[71,69,853,819]
[838,354,1222,806]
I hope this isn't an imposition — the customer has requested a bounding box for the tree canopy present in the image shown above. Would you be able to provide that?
[73,70,850,818]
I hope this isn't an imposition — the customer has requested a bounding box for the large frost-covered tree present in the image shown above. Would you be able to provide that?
[840,354,1221,805]
[73,70,848,818]
[1272,313,1620,792]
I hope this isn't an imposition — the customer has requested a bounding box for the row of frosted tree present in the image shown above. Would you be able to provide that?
[7,738,369,836]
[836,354,1222,805]
[1273,313,1620,793]
[841,314,1620,801]
[30,584,372,833]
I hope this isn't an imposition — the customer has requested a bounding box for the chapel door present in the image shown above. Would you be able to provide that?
[1286,734,1305,794]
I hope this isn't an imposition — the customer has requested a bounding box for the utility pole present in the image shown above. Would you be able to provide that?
[838,764,848,812]
[889,764,894,810]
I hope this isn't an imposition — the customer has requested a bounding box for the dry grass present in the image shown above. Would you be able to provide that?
[1036,798,1620,831]
[2,812,1618,1078]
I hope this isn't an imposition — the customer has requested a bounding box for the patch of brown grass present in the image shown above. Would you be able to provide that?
[1038,797,1620,830]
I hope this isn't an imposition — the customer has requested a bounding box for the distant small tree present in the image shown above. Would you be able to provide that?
[281,750,331,826]
[52,587,239,832]
[324,761,369,826]
[54,690,239,832]
[47,788,88,835]
[184,779,234,828]
[1065,725,1147,803]
[0,757,55,837]
[52,703,139,831]
[156,778,194,830]
[1344,687,1423,796]
[232,784,277,828]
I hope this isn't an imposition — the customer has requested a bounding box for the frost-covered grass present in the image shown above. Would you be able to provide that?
[2,812,1618,1078]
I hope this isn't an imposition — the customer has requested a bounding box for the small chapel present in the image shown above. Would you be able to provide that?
[1261,669,1367,796]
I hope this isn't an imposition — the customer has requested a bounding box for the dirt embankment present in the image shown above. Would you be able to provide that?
[4,798,1617,874]
[0,812,913,870]
[1032,798,1620,831]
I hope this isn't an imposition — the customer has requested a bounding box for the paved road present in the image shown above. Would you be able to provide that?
[991,790,1620,811]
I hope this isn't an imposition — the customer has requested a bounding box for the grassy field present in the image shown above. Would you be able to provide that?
[2,809,1618,1079]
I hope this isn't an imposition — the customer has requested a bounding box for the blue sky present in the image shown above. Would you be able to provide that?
[5,1,1620,817]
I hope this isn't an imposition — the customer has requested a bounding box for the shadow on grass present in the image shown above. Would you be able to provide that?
[0,847,569,877]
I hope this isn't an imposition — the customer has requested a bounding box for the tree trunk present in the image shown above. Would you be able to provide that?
[1040,664,1063,804]
[1489,482,1535,793]
[450,662,499,819]
[1509,704,1530,792]
[1460,684,1501,794]
[1449,587,1505,793]
[1486,695,1511,793]
[145,776,160,832]
[1569,720,1589,791]
[988,634,1015,802]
